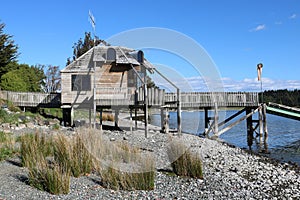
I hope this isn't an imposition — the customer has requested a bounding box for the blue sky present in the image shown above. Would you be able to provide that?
[1,0,299,91]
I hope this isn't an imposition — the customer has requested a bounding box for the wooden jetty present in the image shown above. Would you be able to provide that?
[0,45,269,140]
[0,89,266,140]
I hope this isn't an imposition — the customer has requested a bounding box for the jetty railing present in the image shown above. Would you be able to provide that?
[164,92,259,108]
[95,87,165,106]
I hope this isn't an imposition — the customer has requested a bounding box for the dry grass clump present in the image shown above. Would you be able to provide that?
[19,128,156,193]
[167,139,203,179]
[28,158,70,194]
[80,129,155,190]
[0,131,17,161]
[20,132,70,194]
[101,113,114,122]
[53,133,94,177]
[20,132,53,168]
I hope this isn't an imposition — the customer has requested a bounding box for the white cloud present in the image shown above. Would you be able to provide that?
[250,24,266,32]
[177,76,300,92]
[289,14,297,19]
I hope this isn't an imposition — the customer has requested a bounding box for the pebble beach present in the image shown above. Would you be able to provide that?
[1,117,300,200]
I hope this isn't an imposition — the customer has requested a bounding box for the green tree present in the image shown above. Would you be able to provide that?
[0,23,19,78]
[0,70,27,91]
[67,32,108,65]
[0,64,45,92]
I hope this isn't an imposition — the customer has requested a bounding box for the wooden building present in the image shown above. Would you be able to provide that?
[60,45,168,136]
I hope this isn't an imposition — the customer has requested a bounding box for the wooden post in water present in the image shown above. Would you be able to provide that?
[263,103,268,137]
[160,107,164,132]
[165,108,169,134]
[259,105,263,137]
[246,107,253,149]
[177,88,182,135]
[204,108,209,129]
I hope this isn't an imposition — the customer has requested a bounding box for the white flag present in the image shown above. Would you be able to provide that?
[89,10,96,30]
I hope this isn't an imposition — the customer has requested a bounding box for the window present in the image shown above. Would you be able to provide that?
[71,75,91,91]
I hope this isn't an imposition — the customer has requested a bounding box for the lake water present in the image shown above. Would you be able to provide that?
[150,110,300,165]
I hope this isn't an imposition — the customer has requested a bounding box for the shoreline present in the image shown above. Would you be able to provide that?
[1,116,300,199]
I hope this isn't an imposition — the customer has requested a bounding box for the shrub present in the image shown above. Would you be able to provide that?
[0,109,18,124]
[167,139,203,179]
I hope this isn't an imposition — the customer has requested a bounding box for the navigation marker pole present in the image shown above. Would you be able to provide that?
[257,63,263,103]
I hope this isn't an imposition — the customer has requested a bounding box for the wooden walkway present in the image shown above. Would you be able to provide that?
[0,90,259,109]
[0,91,61,108]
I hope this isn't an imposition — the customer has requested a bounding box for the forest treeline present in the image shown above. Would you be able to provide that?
[262,89,300,107]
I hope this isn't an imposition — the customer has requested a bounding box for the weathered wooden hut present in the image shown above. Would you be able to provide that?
[60,45,168,135]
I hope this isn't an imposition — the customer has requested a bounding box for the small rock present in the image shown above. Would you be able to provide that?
[110,137,116,141]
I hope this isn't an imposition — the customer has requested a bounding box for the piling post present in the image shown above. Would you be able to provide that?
[115,109,119,128]
[177,88,182,135]
[160,107,164,132]
[70,107,74,127]
[246,107,253,149]
[259,105,263,137]
[165,108,169,134]
[204,108,209,129]
[262,103,268,137]
[99,108,103,131]
[213,102,219,135]
[130,108,133,133]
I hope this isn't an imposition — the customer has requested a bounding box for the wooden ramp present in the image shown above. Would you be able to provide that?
[266,102,300,121]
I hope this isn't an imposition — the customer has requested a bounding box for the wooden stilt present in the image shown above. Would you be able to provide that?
[115,109,119,128]
[130,108,133,133]
[213,102,219,135]
[160,108,164,132]
[135,107,138,130]
[259,105,263,137]
[204,108,209,130]
[246,107,253,149]
[89,108,92,128]
[70,107,74,127]
[263,103,268,137]
[99,108,103,131]
[165,109,169,134]
[144,76,148,138]
[177,88,182,135]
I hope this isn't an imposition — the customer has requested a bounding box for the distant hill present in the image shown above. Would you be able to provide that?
[262,89,300,107]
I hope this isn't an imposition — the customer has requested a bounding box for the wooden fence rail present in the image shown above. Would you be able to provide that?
[0,91,61,108]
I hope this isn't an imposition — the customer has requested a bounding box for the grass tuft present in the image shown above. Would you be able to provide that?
[53,133,94,177]
[0,131,18,161]
[167,139,203,179]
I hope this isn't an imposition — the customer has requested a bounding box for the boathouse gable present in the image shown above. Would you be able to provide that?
[60,46,145,108]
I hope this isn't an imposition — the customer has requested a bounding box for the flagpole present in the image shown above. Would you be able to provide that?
[89,10,97,129]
